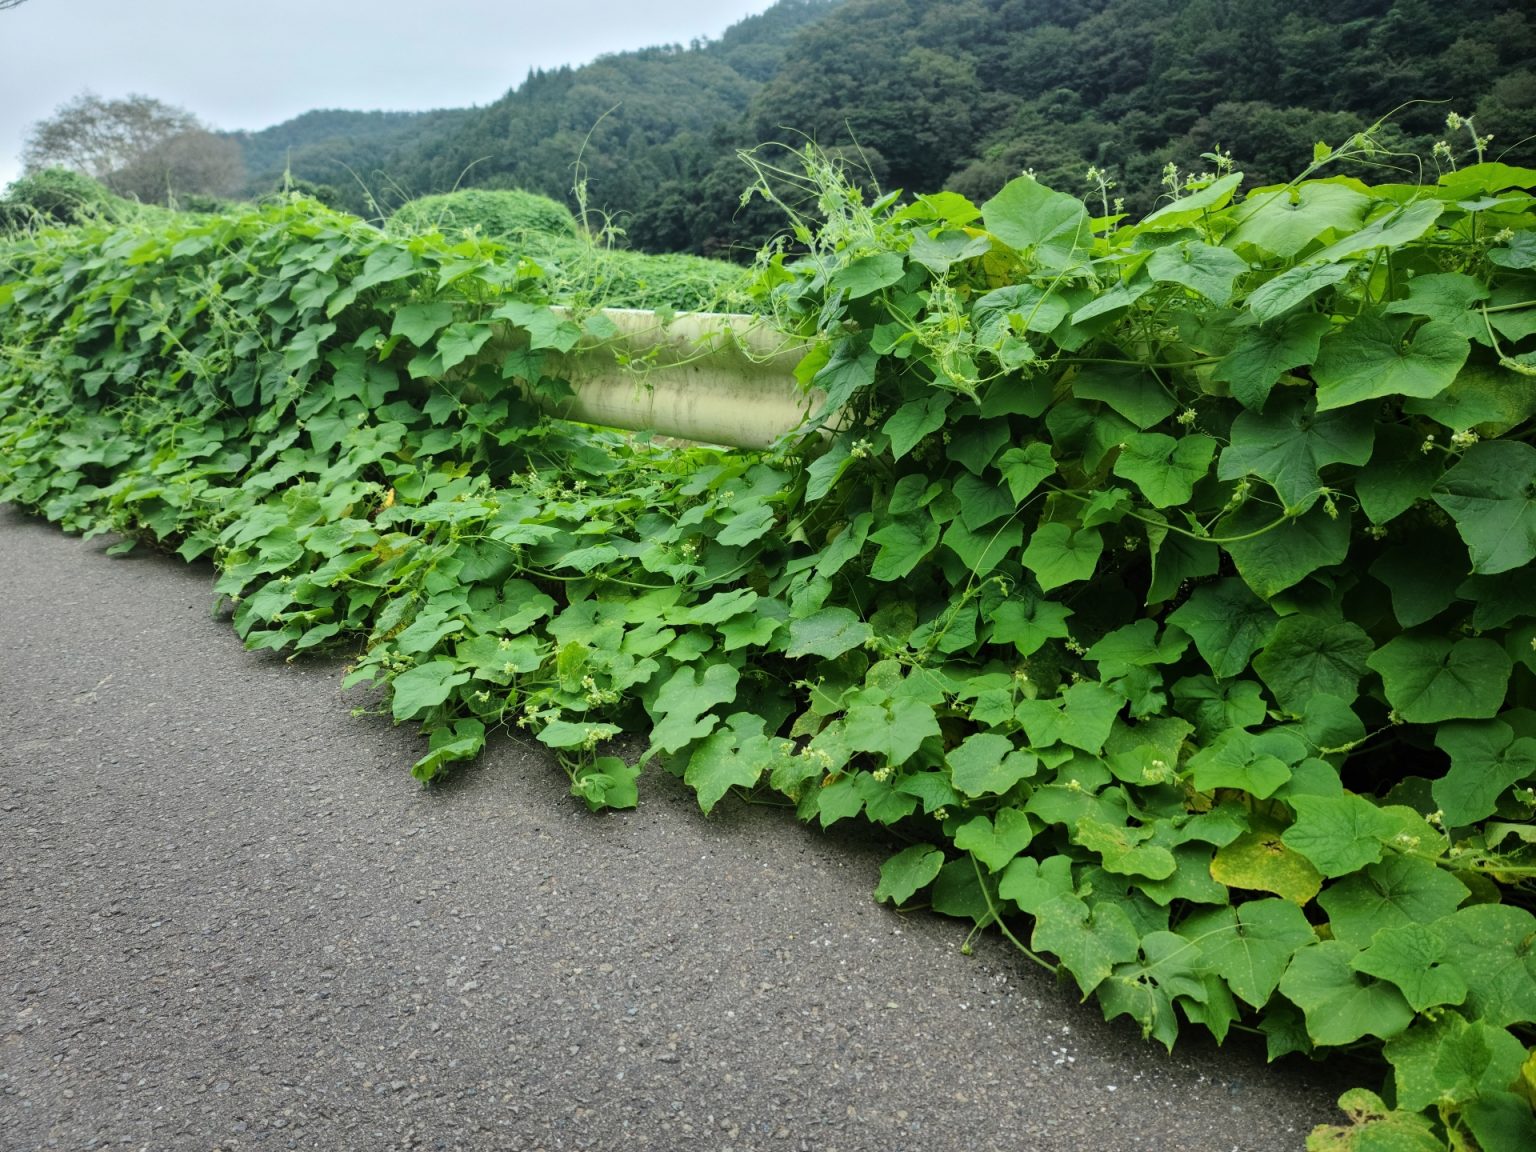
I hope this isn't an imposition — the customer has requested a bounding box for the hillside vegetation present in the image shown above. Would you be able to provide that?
[236,0,1534,258]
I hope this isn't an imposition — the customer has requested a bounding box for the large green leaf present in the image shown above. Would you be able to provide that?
[1352,924,1468,1014]
[1355,424,1440,525]
[1310,198,1445,265]
[684,712,779,814]
[1167,578,1278,680]
[989,596,1073,657]
[390,301,456,347]
[1212,313,1332,411]
[1369,541,1467,628]
[1281,793,1397,878]
[1440,905,1536,1028]
[1317,855,1469,948]
[981,175,1092,271]
[390,658,471,720]
[1253,614,1373,714]
[1147,241,1249,305]
[1113,432,1216,508]
[947,732,1037,797]
[1312,316,1470,411]
[1219,502,1353,599]
[874,843,945,905]
[1433,719,1536,827]
[647,663,740,752]
[785,607,873,659]
[1245,261,1356,324]
[954,808,1036,871]
[1277,940,1415,1046]
[1021,522,1103,590]
[1177,898,1317,1008]
[1218,391,1374,513]
[869,512,940,581]
[1368,633,1512,724]
[1225,180,1373,258]
[1431,440,1536,575]
[1186,727,1302,799]
[1385,1011,1526,1113]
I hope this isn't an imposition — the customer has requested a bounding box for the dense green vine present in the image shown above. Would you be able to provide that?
[3,142,1536,1150]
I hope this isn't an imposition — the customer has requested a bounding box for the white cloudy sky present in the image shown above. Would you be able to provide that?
[0,0,780,186]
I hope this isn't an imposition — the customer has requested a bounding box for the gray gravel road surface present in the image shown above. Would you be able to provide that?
[0,505,1343,1151]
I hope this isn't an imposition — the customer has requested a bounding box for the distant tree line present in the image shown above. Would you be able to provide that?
[11,0,1533,254]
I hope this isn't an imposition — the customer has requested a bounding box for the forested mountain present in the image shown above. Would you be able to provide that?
[235,0,1534,258]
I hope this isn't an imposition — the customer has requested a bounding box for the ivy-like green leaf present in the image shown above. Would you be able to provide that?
[1098,930,1206,1051]
[884,394,951,459]
[1356,424,1440,525]
[1074,817,1177,880]
[1245,261,1355,324]
[1278,940,1414,1046]
[1032,898,1141,998]
[1022,522,1103,590]
[873,843,945,905]
[1282,793,1397,878]
[1253,614,1374,714]
[989,596,1073,657]
[684,711,778,814]
[1439,904,1536,1028]
[785,607,872,659]
[390,658,472,720]
[1212,313,1332,411]
[390,301,456,347]
[1113,432,1216,508]
[435,321,494,372]
[1147,241,1249,305]
[954,808,1035,871]
[1312,316,1470,412]
[947,732,1037,797]
[1433,719,1536,827]
[1463,1092,1536,1152]
[1225,180,1372,258]
[1351,923,1468,1013]
[1317,855,1469,948]
[981,175,1092,271]
[1217,391,1374,513]
[1177,898,1317,1008]
[996,442,1056,502]
[1015,681,1123,754]
[1074,364,1178,429]
[1187,728,1303,799]
[843,696,942,767]
[1431,440,1536,575]
[1385,1011,1527,1113]
[1166,578,1277,680]
[868,512,940,581]
[1219,502,1352,600]
[829,252,906,299]
[649,662,740,753]
[1368,632,1512,724]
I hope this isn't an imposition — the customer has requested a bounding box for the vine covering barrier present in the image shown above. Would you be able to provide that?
[2,148,1535,1150]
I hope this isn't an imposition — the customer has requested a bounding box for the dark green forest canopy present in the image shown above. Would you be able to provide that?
[233,0,1534,257]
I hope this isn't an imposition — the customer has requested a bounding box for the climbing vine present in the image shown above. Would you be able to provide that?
[3,138,1535,1149]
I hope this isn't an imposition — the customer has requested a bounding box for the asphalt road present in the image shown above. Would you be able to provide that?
[0,503,1343,1151]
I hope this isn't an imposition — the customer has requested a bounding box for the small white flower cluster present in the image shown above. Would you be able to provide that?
[581,674,619,707]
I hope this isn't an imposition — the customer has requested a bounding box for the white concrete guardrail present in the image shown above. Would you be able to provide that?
[497,307,820,450]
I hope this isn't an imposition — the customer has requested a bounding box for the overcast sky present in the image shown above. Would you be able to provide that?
[0,0,781,187]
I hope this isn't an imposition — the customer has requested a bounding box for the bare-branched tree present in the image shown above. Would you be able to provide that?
[0,1,31,10]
